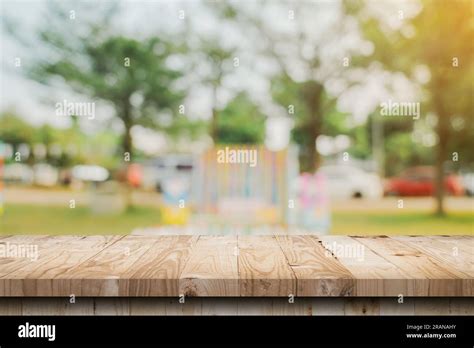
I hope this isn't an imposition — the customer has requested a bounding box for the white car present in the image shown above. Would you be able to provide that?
[2,163,34,184]
[72,165,109,182]
[33,164,59,187]
[317,165,383,199]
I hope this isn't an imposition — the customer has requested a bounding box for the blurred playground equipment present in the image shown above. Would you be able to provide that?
[191,145,298,226]
[0,142,4,216]
[288,172,331,232]
[160,176,191,225]
[186,145,330,234]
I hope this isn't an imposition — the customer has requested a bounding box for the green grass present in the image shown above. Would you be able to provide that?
[331,211,473,235]
[0,204,472,235]
[0,204,161,235]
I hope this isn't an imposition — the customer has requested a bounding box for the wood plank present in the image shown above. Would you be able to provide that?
[163,298,202,315]
[57,236,159,296]
[277,236,355,296]
[319,236,415,296]
[130,298,166,315]
[311,298,345,315]
[344,298,380,315]
[0,235,61,278]
[239,235,296,296]
[277,236,354,296]
[179,236,238,296]
[449,298,474,315]
[93,298,130,315]
[427,236,474,258]
[121,235,197,296]
[201,299,238,315]
[271,298,312,315]
[0,235,471,298]
[1,236,122,296]
[355,236,471,296]
[379,298,415,315]
[0,236,98,296]
[237,298,273,315]
[21,297,95,315]
[393,236,474,277]
[414,298,450,315]
[0,297,472,315]
[0,298,22,315]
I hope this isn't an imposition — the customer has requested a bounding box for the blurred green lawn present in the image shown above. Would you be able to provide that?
[0,204,161,235]
[331,211,473,235]
[0,203,472,235]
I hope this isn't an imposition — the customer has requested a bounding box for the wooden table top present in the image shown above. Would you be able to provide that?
[0,235,472,297]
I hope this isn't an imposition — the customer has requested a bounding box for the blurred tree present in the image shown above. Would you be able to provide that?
[272,75,350,171]
[213,2,361,172]
[6,2,186,208]
[198,39,237,143]
[31,34,183,162]
[349,0,474,215]
[216,92,266,144]
[0,112,35,148]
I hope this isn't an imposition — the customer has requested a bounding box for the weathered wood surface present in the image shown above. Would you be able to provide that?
[0,297,472,316]
[0,235,472,297]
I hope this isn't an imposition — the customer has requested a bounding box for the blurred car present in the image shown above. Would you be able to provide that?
[33,163,59,187]
[385,166,464,196]
[140,154,193,192]
[2,163,34,184]
[317,165,383,199]
[460,172,474,196]
[126,163,142,188]
[72,165,109,182]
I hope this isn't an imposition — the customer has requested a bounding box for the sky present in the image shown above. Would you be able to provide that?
[0,0,424,154]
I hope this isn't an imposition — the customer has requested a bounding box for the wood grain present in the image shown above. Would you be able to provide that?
[355,236,471,296]
[1,236,121,296]
[121,235,197,296]
[319,236,415,296]
[59,235,156,296]
[277,235,354,296]
[1,297,471,315]
[179,235,238,296]
[0,235,472,297]
[393,236,474,277]
[0,235,63,278]
[239,235,296,296]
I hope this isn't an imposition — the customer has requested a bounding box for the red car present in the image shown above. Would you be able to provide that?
[385,166,464,196]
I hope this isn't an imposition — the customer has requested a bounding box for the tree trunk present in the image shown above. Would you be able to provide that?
[210,87,219,143]
[434,90,449,216]
[371,114,385,178]
[302,81,322,173]
[211,107,218,143]
[122,115,133,210]
[305,123,319,173]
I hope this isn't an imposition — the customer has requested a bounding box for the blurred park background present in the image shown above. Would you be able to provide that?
[0,0,472,235]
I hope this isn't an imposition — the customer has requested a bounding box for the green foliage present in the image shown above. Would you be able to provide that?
[29,8,185,156]
[384,132,435,176]
[272,75,349,171]
[0,112,35,146]
[353,0,474,163]
[0,112,121,168]
[351,0,474,213]
[216,92,266,144]
[348,125,371,160]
